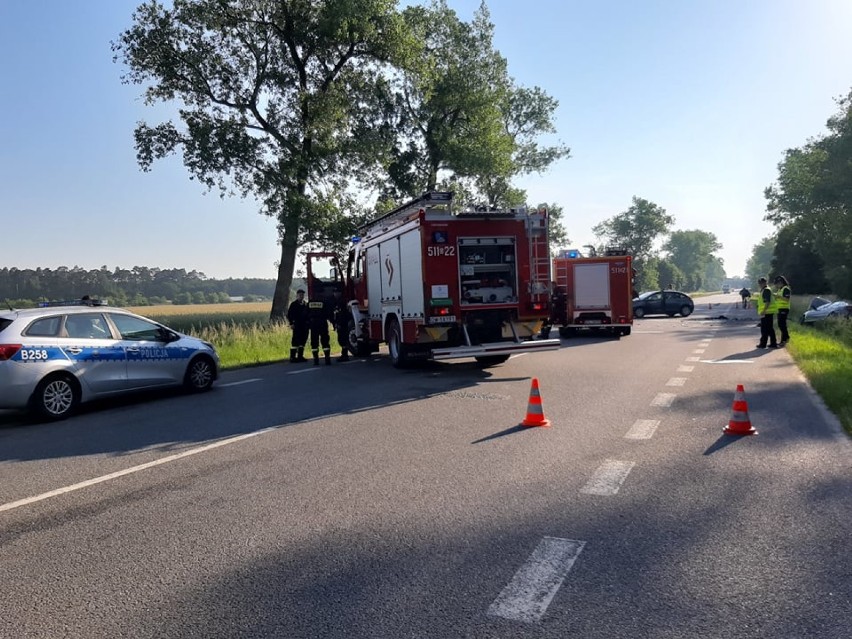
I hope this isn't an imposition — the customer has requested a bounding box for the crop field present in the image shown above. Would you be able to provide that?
[125,302,341,369]
[127,302,273,334]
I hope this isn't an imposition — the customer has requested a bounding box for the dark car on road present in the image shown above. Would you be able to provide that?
[633,290,694,318]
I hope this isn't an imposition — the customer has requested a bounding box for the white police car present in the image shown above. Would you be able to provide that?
[0,299,220,420]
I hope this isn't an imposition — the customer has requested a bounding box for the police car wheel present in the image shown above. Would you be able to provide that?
[33,374,79,420]
[680,305,692,317]
[634,308,645,318]
[185,356,215,392]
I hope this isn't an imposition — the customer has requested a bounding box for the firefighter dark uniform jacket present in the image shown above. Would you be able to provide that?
[308,298,335,328]
[287,297,309,327]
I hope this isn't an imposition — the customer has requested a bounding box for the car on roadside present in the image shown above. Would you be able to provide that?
[632,290,695,318]
[0,299,220,420]
[800,299,852,325]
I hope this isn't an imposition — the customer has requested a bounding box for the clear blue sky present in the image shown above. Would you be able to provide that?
[2,1,851,280]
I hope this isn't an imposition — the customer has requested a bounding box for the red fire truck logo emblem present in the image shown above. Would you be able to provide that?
[385,255,395,286]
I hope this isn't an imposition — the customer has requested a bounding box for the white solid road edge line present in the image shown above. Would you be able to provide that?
[217,378,262,388]
[487,537,587,623]
[0,428,274,514]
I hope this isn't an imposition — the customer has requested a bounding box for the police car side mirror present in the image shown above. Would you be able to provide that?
[157,328,180,343]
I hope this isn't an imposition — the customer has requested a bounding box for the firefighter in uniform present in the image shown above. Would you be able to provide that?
[333,289,350,362]
[755,277,778,349]
[286,289,309,363]
[773,275,792,346]
[308,293,335,366]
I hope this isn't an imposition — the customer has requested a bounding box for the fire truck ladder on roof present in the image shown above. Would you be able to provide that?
[527,209,550,296]
[359,191,454,236]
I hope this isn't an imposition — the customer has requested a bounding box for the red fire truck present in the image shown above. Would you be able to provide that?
[550,249,634,338]
[306,191,560,367]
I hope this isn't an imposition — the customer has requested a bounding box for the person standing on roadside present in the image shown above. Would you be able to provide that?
[755,277,779,349]
[308,292,335,366]
[332,289,350,362]
[286,289,309,363]
[774,275,792,346]
[739,287,751,309]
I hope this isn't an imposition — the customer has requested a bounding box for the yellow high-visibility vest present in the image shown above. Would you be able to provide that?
[775,285,791,310]
[756,286,776,314]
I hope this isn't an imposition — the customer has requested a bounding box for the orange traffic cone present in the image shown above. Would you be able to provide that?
[723,384,757,435]
[521,378,551,427]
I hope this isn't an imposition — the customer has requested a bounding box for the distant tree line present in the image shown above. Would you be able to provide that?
[0,266,276,308]
[590,196,726,293]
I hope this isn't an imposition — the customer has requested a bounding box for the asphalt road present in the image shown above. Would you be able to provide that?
[1,294,849,638]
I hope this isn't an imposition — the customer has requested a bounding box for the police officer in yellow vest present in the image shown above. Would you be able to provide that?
[773,275,792,346]
[756,277,779,349]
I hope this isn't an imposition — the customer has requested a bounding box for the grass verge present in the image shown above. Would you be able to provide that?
[786,297,852,436]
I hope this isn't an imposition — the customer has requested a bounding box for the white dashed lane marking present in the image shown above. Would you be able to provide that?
[580,460,635,496]
[651,393,676,407]
[488,537,586,623]
[693,349,706,354]
[686,356,700,362]
[625,419,659,440]
[666,377,687,387]
[677,365,694,372]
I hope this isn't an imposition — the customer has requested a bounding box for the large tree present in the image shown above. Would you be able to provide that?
[771,221,829,294]
[113,0,414,320]
[592,197,675,261]
[765,89,852,298]
[383,0,569,207]
[745,236,775,284]
[662,229,723,292]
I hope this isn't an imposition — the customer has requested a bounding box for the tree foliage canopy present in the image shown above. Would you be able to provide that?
[764,89,852,297]
[662,229,723,292]
[114,0,416,319]
[114,0,569,319]
[592,196,675,262]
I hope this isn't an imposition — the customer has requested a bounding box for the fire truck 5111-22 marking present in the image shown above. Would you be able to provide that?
[427,245,455,257]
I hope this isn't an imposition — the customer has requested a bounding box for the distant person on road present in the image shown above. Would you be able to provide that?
[773,275,792,346]
[755,277,778,349]
[739,287,751,309]
[286,289,309,363]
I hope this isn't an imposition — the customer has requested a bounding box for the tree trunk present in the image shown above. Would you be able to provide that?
[270,234,299,322]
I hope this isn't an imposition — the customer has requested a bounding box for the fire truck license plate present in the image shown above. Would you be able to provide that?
[584,319,602,324]
[428,316,456,324]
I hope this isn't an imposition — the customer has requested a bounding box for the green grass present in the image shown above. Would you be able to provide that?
[786,296,852,435]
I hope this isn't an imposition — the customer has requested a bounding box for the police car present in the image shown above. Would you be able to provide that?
[0,299,220,420]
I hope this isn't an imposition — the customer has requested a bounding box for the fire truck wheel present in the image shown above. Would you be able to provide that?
[475,355,510,368]
[348,319,372,357]
[387,318,409,368]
